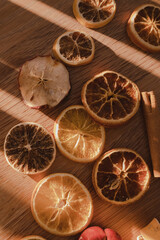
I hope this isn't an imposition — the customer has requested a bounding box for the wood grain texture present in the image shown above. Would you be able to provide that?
[0,0,160,239]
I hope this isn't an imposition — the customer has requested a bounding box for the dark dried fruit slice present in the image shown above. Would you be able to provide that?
[53,31,95,66]
[127,4,160,52]
[81,71,140,127]
[19,56,70,108]
[4,122,56,174]
[92,149,151,205]
[73,0,116,28]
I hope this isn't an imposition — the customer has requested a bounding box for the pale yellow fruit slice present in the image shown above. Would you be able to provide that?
[21,236,46,240]
[54,105,105,163]
[31,173,93,236]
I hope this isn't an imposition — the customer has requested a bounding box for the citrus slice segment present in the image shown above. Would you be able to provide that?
[54,105,105,163]
[127,4,160,52]
[21,236,46,240]
[53,31,95,66]
[92,149,151,205]
[4,122,56,174]
[31,173,93,236]
[19,56,70,108]
[73,0,116,28]
[81,71,140,127]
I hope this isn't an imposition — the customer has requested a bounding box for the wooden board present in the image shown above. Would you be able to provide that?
[0,0,160,239]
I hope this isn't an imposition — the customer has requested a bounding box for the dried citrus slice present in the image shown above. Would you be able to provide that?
[4,122,56,174]
[54,105,105,163]
[73,0,116,28]
[81,71,140,127]
[93,149,151,205]
[127,4,160,52]
[53,31,95,66]
[21,236,46,240]
[19,56,70,108]
[31,173,93,236]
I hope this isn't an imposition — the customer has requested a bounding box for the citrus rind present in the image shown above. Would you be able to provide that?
[73,0,116,28]
[21,236,46,240]
[4,122,56,175]
[54,105,105,163]
[81,71,141,127]
[127,4,160,53]
[92,148,151,205]
[31,173,93,236]
[53,31,95,66]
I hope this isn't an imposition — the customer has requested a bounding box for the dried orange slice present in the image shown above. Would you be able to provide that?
[54,105,105,163]
[92,149,151,205]
[21,236,46,240]
[81,71,140,127]
[4,123,56,174]
[73,0,116,28]
[19,56,70,108]
[53,31,95,66]
[127,4,160,52]
[31,173,93,236]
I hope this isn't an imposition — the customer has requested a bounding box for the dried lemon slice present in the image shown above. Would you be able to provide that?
[19,56,70,108]
[31,173,93,236]
[127,4,160,52]
[73,0,116,28]
[53,31,95,66]
[81,71,140,127]
[21,236,46,240]
[4,122,56,174]
[93,149,151,205]
[54,105,105,163]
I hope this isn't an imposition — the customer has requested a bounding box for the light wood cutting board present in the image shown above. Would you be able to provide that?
[0,0,160,239]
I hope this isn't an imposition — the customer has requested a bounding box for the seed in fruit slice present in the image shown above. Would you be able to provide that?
[4,122,56,174]
[81,71,140,127]
[21,236,46,240]
[73,0,116,28]
[53,31,95,66]
[54,105,105,163]
[31,173,93,236]
[92,149,151,205]
[19,56,70,108]
[127,4,160,52]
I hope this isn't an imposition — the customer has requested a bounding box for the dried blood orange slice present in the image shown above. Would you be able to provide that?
[127,4,160,52]
[81,71,140,127]
[53,31,95,66]
[21,236,46,240]
[31,173,93,236]
[19,56,70,108]
[92,149,151,205]
[4,123,56,174]
[54,105,105,163]
[73,0,116,28]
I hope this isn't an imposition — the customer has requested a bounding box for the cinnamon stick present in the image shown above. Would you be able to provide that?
[142,91,160,177]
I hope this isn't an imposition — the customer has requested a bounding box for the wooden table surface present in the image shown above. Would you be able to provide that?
[0,0,160,239]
